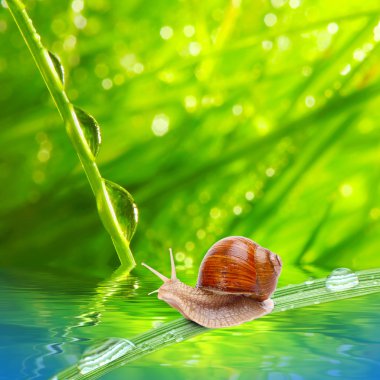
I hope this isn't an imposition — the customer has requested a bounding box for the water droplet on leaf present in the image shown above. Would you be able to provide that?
[101,180,138,242]
[74,107,101,157]
[139,343,153,352]
[48,51,64,84]
[163,331,176,342]
[325,268,359,292]
[78,338,135,374]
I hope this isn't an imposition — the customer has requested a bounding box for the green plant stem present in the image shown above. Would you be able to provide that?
[53,268,380,380]
[7,0,135,269]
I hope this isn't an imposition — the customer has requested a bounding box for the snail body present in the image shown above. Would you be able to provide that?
[142,236,282,328]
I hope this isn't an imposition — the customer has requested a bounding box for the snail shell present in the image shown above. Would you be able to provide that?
[196,236,282,301]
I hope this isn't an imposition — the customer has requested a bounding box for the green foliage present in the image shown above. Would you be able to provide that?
[1,0,380,276]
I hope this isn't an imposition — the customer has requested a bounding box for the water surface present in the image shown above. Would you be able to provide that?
[0,267,379,380]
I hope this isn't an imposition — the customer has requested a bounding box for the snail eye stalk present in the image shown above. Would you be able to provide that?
[142,248,177,283]
[169,248,177,280]
[142,263,169,282]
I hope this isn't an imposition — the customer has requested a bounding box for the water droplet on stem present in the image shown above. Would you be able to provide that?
[74,107,101,158]
[100,180,138,242]
[48,50,64,85]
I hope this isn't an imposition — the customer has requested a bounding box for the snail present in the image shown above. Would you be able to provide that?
[142,236,282,328]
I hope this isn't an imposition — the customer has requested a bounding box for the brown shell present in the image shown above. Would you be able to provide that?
[196,236,282,301]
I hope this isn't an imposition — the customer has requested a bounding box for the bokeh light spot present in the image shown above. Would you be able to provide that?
[71,0,84,13]
[373,22,380,42]
[289,0,301,9]
[327,22,339,35]
[160,26,173,40]
[183,25,195,38]
[233,205,242,215]
[152,114,170,137]
[305,95,316,108]
[101,78,113,90]
[184,95,198,112]
[262,40,273,50]
[266,167,275,177]
[232,104,243,116]
[264,13,278,27]
[340,64,351,76]
[188,42,202,56]
[245,191,255,201]
[340,184,353,197]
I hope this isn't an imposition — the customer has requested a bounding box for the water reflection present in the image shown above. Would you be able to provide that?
[0,266,379,380]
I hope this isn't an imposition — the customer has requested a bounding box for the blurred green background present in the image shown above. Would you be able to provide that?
[1,0,380,379]
[1,0,380,276]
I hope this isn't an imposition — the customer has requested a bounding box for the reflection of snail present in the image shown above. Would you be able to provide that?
[143,236,282,328]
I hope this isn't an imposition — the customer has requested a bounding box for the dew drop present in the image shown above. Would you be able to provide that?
[139,343,154,352]
[78,338,135,374]
[101,179,138,242]
[325,268,359,292]
[74,107,101,158]
[140,343,149,351]
[175,336,184,343]
[163,331,176,342]
[48,51,64,85]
